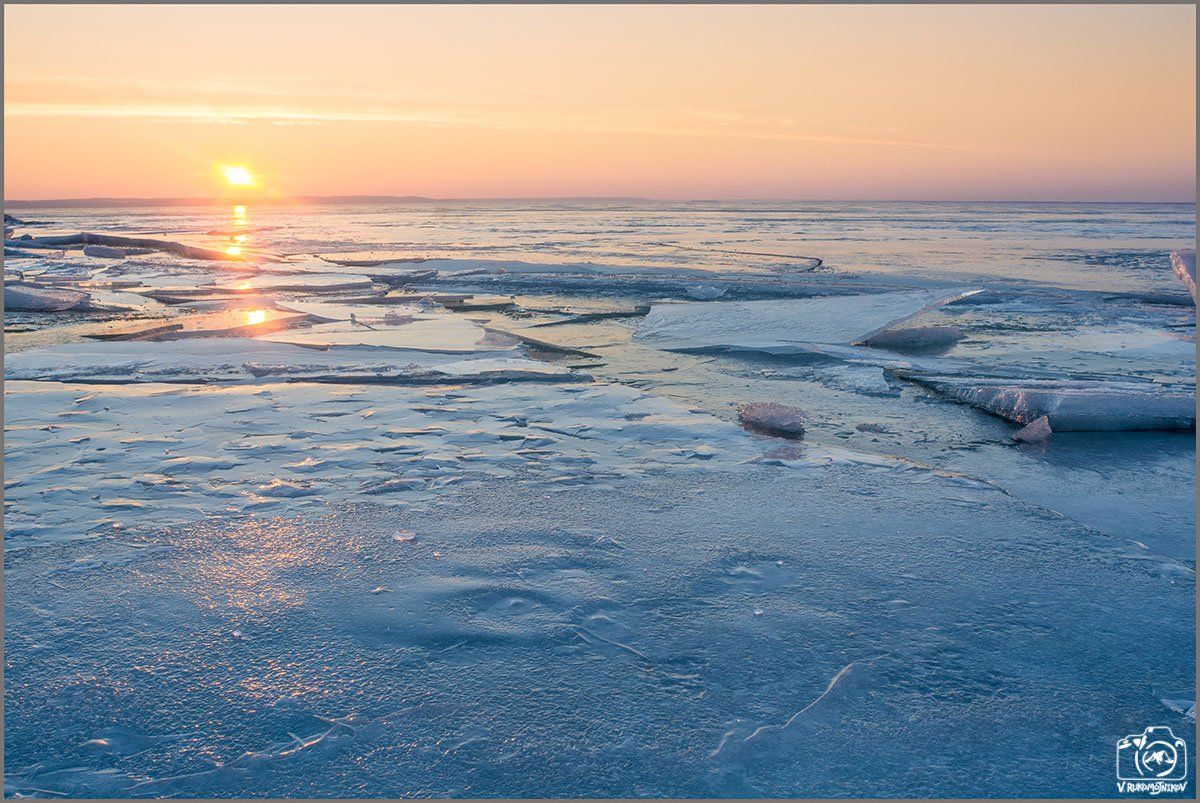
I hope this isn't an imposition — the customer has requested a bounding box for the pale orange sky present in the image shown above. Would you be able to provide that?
[4,4,1196,201]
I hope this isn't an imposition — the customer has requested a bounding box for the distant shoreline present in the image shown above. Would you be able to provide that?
[4,196,1194,209]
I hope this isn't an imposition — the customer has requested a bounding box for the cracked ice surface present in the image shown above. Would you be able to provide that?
[3,379,782,549]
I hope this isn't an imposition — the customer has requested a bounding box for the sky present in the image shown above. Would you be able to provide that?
[4,4,1196,202]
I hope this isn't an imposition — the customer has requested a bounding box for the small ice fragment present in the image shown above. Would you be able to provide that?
[392,531,416,542]
[432,551,443,559]
[1162,698,1197,722]
[861,325,963,353]
[686,284,726,300]
[231,630,245,640]
[82,244,127,259]
[1170,249,1196,303]
[1012,415,1052,443]
[737,402,806,439]
[369,586,391,595]
[753,608,764,617]
[384,311,415,325]
[256,479,313,497]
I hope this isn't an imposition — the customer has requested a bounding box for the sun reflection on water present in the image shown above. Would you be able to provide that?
[223,205,251,258]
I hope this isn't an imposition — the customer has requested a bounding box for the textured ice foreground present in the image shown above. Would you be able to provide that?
[4,466,1194,798]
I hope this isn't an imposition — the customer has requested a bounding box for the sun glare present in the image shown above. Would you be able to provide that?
[221,165,255,187]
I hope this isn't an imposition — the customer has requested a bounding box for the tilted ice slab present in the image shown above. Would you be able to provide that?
[1170,249,1196,303]
[3,339,572,385]
[635,289,981,354]
[4,281,91,311]
[894,372,1196,431]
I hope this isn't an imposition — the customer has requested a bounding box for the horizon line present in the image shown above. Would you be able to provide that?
[6,194,1197,209]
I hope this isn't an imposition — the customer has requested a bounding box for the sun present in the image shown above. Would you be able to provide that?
[220,165,255,187]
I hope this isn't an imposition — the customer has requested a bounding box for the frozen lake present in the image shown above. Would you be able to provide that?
[4,200,1195,797]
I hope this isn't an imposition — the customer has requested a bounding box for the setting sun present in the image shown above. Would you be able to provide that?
[220,165,254,187]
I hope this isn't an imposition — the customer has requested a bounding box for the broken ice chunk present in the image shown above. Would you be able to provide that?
[1170,249,1196,303]
[82,244,127,259]
[636,289,980,354]
[685,284,726,300]
[737,402,806,439]
[895,371,1196,432]
[1012,415,1052,443]
[861,325,963,353]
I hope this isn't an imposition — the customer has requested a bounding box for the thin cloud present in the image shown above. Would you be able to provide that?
[4,101,991,152]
